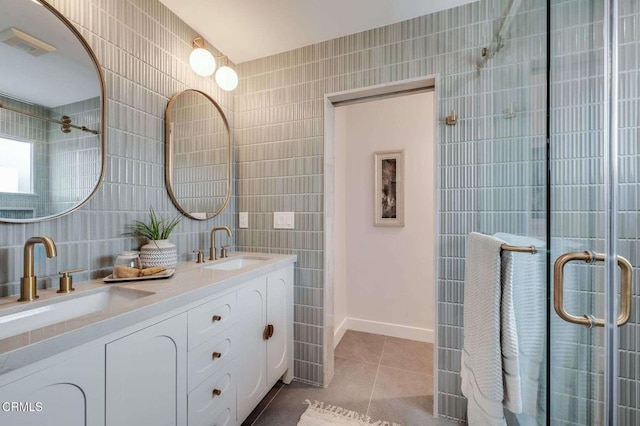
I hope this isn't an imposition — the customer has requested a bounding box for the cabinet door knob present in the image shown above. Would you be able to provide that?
[268,324,274,338]
[212,315,222,322]
[263,325,270,340]
[212,388,222,397]
[212,351,222,359]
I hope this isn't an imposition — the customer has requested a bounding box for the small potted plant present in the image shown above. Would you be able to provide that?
[124,207,182,268]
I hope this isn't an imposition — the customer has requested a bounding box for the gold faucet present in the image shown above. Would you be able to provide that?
[19,236,57,302]
[210,226,232,261]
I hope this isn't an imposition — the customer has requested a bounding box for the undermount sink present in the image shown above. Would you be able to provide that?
[204,256,270,271]
[0,286,155,341]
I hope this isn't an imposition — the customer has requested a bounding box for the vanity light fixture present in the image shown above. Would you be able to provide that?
[215,64,238,91]
[189,36,216,77]
[189,36,239,91]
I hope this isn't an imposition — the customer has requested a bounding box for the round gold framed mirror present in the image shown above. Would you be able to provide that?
[165,90,231,220]
[0,0,106,223]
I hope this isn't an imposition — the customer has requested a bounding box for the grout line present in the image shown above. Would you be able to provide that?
[334,353,380,366]
[365,336,387,417]
[365,361,381,416]
[376,363,434,378]
[250,383,285,426]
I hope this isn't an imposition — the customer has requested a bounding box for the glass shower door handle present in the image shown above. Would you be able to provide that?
[553,251,632,327]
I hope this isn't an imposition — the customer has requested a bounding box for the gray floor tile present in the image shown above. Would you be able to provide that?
[367,366,434,424]
[249,331,451,426]
[380,337,434,376]
[241,382,284,426]
[335,330,387,365]
[251,357,378,425]
[247,384,309,426]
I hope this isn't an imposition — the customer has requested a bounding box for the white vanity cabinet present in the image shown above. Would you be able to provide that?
[187,292,239,426]
[105,313,187,426]
[0,257,294,426]
[236,267,294,422]
[0,346,105,426]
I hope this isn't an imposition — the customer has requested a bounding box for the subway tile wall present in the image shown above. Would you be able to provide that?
[235,0,546,419]
[48,97,102,216]
[615,1,640,423]
[549,0,640,425]
[0,0,235,296]
[237,0,639,421]
[549,1,607,424]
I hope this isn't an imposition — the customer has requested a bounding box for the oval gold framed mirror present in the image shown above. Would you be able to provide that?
[165,90,231,220]
[0,0,106,223]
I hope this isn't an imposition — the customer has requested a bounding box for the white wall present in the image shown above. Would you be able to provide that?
[333,104,348,342]
[334,91,436,344]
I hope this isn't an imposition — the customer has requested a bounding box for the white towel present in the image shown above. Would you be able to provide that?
[461,232,518,426]
[499,248,522,414]
[494,233,545,421]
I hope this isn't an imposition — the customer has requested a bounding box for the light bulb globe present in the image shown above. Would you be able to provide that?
[189,48,216,77]
[215,66,238,91]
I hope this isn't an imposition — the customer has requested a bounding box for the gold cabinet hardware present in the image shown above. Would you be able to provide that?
[212,388,222,397]
[193,249,205,263]
[57,268,83,293]
[554,251,633,327]
[212,315,222,322]
[263,325,270,340]
[267,324,274,338]
[212,352,222,359]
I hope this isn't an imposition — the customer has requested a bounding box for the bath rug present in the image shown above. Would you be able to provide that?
[297,400,400,426]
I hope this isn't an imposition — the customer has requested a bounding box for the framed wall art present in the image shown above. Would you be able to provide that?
[374,149,404,227]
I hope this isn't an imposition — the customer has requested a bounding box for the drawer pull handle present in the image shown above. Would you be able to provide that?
[212,351,222,359]
[212,315,222,322]
[212,388,222,397]
[263,324,275,340]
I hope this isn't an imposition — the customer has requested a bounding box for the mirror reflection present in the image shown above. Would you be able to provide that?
[166,90,231,220]
[0,0,104,222]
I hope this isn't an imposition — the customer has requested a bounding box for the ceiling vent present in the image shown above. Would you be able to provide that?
[0,27,57,56]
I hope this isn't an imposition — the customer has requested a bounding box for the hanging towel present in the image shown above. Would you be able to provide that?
[460,232,504,425]
[494,233,545,422]
[461,232,521,426]
[498,248,522,414]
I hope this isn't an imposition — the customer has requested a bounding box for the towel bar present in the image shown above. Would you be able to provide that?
[500,243,537,254]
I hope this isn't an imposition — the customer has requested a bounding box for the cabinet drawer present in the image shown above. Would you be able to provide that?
[188,292,236,350]
[188,325,237,392]
[188,362,236,426]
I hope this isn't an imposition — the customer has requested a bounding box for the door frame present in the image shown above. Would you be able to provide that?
[322,75,439,411]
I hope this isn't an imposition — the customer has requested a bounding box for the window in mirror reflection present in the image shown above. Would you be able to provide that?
[0,137,32,193]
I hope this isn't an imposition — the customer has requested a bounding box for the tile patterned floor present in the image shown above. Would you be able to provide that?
[243,330,462,426]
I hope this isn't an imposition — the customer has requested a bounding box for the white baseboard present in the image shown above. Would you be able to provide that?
[334,317,433,344]
[334,317,349,348]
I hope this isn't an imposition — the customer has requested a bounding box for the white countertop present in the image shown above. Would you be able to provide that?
[0,252,296,377]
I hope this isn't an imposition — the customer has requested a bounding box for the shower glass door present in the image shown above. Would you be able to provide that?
[549,0,638,425]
